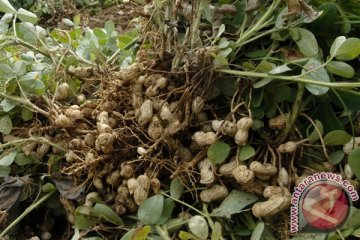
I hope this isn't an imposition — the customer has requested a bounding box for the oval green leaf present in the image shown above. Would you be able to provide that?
[207,141,231,164]
[324,130,352,145]
[326,61,355,78]
[17,8,38,24]
[137,194,164,225]
[289,28,318,57]
[335,38,360,61]
[329,151,344,165]
[93,203,124,226]
[238,145,256,161]
[302,58,330,96]
[188,215,208,240]
[330,36,346,58]
[170,177,184,200]
[0,115,12,134]
[0,0,16,13]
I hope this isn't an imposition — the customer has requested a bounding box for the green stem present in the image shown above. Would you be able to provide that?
[161,192,207,218]
[236,0,282,46]
[277,83,305,143]
[154,225,172,240]
[0,190,56,238]
[0,137,67,152]
[217,68,360,88]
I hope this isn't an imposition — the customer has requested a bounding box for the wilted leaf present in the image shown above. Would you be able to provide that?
[211,190,258,218]
[238,145,256,161]
[188,215,208,240]
[349,149,360,179]
[170,177,184,200]
[335,38,360,61]
[329,151,344,165]
[324,130,352,145]
[326,61,355,78]
[53,177,85,200]
[93,203,123,225]
[302,58,330,96]
[207,141,231,164]
[179,231,201,240]
[250,222,264,240]
[289,28,318,57]
[137,194,164,225]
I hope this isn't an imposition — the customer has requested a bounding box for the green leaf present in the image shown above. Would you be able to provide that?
[0,0,16,13]
[137,194,164,225]
[349,149,360,179]
[250,222,264,240]
[13,60,26,76]
[119,229,135,240]
[0,165,11,177]
[207,141,231,164]
[188,215,208,240]
[326,61,355,78]
[21,107,33,121]
[42,183,56,193]
[74,206,98,229]
[211,190,258,218]
[17,8,38,24]
[14,152,33,166]
[302,58,330,96]
[105,20,115,35]
[170,177,184,200]
[0,115,12,134]
[93,203,123,225]
[156,198,175,225]
[335,38,360,61]
[211,222,222,240]
[0,99,17,112]
[238,145,256,161]
[307,120,323,143]
[289,28,318,57]
[330,36,346,58]
[329,151,344,165]
[324,130,352,145]
[0,151,17,166]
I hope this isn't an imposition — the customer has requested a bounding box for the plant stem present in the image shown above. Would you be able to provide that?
[0,190,56,238]
[277,83,305,143]
[0,93,49,117]
[236,0,282,46]
[154,225,172,240]
[217,68,360,88]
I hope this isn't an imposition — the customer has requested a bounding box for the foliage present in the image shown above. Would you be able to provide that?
[0,0,360,239]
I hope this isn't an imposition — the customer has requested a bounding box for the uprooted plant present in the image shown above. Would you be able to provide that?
[0,0,360,239]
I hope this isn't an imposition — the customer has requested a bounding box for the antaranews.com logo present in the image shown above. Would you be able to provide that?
[290,172,359,233]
